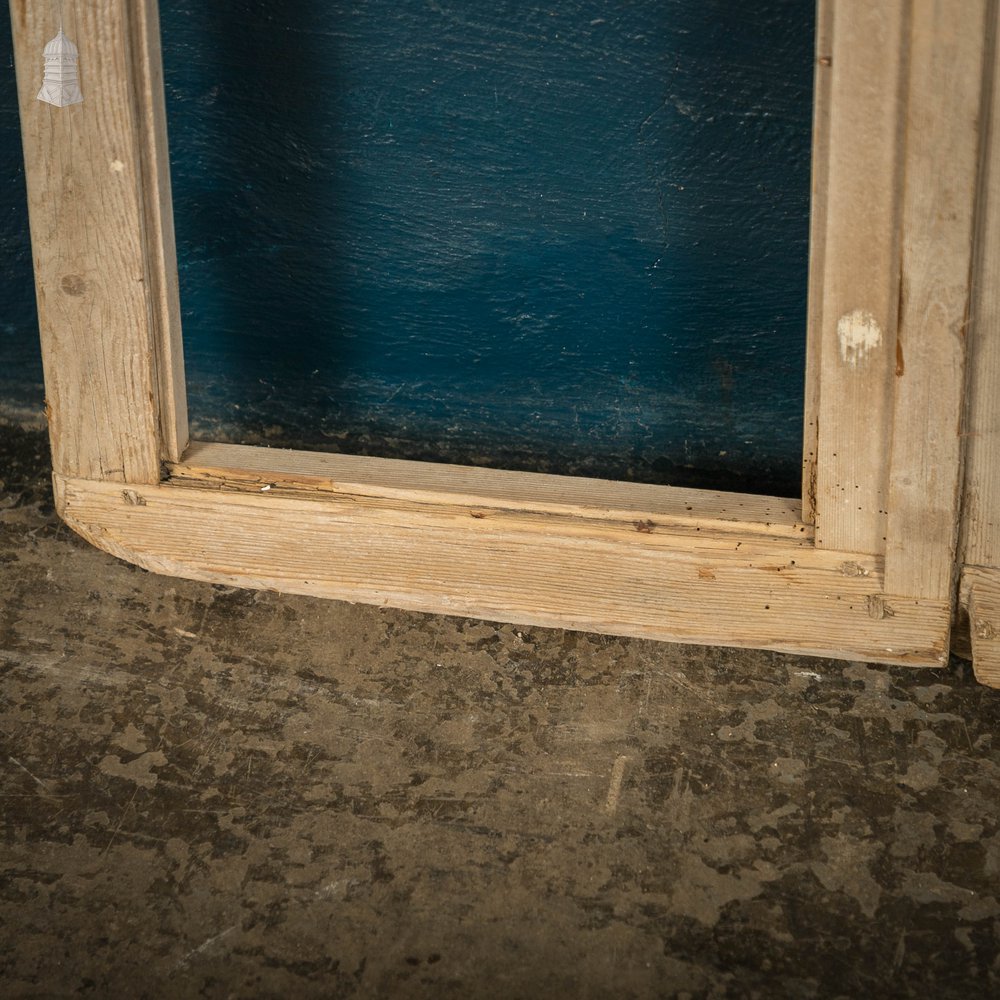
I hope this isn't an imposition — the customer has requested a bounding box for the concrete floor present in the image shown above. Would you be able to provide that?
[2,422,999,999]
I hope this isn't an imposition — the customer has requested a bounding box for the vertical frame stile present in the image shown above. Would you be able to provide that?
[957,1,1000,686]
[961,0,1000,574]
[884,0,989,601]
[9,0,166,483]
[128,0,188,463]
[812,0,909,554]
[801,0,834,525]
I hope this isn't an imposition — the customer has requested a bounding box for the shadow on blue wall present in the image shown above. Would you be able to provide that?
[0,11,42,419]
[165,0,813,495]
[1,2,813,496]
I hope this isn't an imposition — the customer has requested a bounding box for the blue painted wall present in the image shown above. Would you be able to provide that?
[0,14,41,418]
[1,2,814,495]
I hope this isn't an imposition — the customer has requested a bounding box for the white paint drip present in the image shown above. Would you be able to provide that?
[837,309,882,368]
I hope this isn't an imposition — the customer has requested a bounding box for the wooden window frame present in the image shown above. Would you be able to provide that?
[10,0,1000,684]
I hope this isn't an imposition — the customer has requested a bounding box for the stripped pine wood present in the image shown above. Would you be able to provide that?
[800,0,834,525]
[170,442,807,539]
[884,0,988,600]
[962,570,1000,686]
[961,2,1000,572]
[9,0,162,483]
[13,0,1000,682]
[958,4,1000,689]
[55,474,950,667]
[813,0,908,554]
[129,0,188,463]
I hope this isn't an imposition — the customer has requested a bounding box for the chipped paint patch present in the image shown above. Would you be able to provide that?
[838,309,882,368]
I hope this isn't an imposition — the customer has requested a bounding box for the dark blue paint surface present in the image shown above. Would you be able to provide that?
[0,15,42,416]
[0,3,814,495]
[163,0,814,493]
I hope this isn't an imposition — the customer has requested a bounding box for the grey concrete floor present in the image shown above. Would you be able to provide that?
[1,422,999,999]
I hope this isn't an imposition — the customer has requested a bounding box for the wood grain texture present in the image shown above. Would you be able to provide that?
[171,442,808,539]
[963,568,1000,687]
[801,0,834,525]
[129,0,188,463]
[813,0,908,553]
[55,473,949,667]
[11,0,982,677]
[9,0,161,482]
[961,2,1000,571]
[884,0,988,600]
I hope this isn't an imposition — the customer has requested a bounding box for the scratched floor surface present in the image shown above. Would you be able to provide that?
[2,422,999,999]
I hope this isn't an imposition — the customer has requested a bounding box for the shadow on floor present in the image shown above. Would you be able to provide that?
[1,423,998,998]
